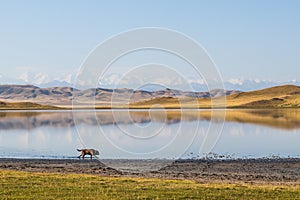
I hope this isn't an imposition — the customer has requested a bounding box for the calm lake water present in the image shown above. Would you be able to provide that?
[0,109,300,159]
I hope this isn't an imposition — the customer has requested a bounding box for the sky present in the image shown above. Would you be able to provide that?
[0,0,299,87]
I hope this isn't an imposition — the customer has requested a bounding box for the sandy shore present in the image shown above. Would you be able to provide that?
[1,158,300,184]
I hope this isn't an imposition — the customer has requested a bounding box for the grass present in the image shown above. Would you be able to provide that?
[224,85,300,108]
[0,101,62,110]
[1,170,300,199]
[129,85,300,109]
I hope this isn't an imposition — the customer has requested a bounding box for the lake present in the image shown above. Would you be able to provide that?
[0,109,300,160]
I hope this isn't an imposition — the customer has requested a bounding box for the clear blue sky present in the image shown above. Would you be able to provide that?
[0,0,299,82]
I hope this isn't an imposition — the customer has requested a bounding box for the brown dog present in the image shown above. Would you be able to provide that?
[77,149,99,159]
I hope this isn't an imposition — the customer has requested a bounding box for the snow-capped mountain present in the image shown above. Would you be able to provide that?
[3,71,75,88]
[190,79,300,92]
[1,71,299,91]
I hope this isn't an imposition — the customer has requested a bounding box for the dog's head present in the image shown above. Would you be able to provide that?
[94,150,100,155]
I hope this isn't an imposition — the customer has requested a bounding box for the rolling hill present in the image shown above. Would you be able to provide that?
[0,84,239,107]
[225,84,300,108]
[0,84,299,109]
[0,101,60,110]
[130,85,300,108]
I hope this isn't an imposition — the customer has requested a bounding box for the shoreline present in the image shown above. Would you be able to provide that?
[1,158,300,185]
[1,107,300,111]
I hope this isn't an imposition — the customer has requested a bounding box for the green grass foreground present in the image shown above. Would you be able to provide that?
[1,170,300,199]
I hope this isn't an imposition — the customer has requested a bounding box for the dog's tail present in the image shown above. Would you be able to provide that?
[77,149,82,152]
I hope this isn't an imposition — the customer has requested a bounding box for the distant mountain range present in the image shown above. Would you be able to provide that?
[1,84,300,109]
[190,79,300,91]
[35,80,300,91]
[1,72,299,91]
[0,84,240,107]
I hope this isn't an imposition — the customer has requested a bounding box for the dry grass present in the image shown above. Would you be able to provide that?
[129,85,300,109]
[0,101,61,110]
[1,169,300,199]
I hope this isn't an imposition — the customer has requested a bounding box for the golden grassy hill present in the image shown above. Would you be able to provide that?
[130,85,300,109]
[225,84,300,108]
[1,84,299,109]
[0,101,61,110]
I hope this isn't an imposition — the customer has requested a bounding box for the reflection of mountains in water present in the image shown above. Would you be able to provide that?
[0,109,300,130]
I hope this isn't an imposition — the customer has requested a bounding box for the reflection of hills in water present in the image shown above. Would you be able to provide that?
[0,109,300,130]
